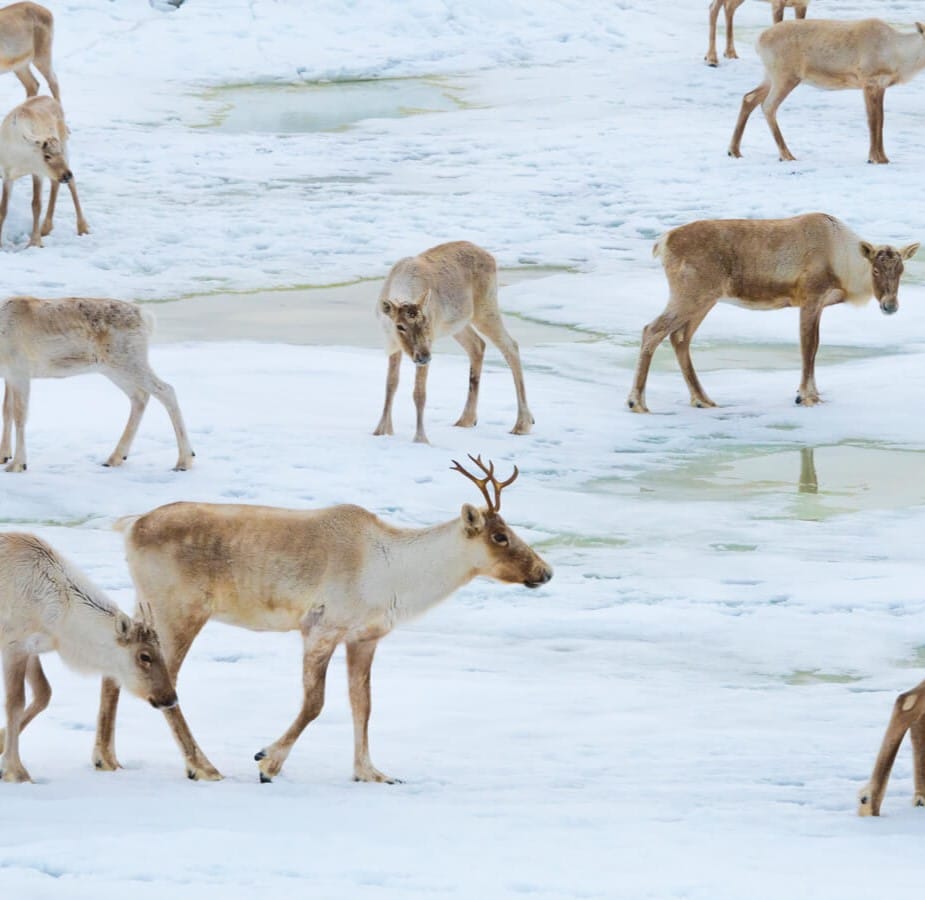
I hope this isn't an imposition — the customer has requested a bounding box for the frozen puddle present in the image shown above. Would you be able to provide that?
[596,444,925,519]
[147,268,586,349]
[196,77,465,133]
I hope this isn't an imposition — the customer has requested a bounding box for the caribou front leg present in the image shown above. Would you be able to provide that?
[796,289,842,406]
[1,651,30,782]
[373,352,401,436]
[347,638,399,783]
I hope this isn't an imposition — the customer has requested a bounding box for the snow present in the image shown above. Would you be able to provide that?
[2,0,925,897]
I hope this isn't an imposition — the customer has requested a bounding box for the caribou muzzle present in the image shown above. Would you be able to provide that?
[412,352,431,366]
[524,566,554,589]
[880,298,898,315]
[149,692,178,710]
[59,170,73,184]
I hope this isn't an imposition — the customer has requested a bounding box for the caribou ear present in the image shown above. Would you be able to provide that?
[380,299,394,317]
[859,241,876,261]
[900,242,921,260]
[114,611,133,643]
[461,503,485,537]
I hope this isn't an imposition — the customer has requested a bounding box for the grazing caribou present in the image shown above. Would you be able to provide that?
[0,95,89,247]
[374,241,534,444]
[0,295,195,472]
[92,457,553,783]
[627,213,919,412]
[0,532,175,783]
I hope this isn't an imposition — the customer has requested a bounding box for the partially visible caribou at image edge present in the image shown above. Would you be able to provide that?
[0,532,175,783]
[0,296,194,472]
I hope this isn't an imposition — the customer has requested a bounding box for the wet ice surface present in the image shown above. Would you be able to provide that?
[195,77,465,134]
[148,267,584,347]
[3,2,925,898]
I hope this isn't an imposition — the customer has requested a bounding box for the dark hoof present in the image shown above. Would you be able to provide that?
[254,749,266,761]
[187,769,197,780]
[259,772,272,784]
[95,760,103,769]
[795,396,802,405]
[627,400,635,409]
[916,798,925,807]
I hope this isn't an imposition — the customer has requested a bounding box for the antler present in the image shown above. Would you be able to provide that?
[450,454,519,513]
[137,599,155,628]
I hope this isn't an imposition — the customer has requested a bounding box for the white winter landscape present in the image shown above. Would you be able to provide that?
[2,0,925,897]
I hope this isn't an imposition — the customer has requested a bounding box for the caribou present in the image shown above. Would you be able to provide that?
[858,678,925,816]
[0,95,89,248]
[92,456,553,783]
[374,241,534,444]
[729,19,925,164]
[706,0,808,67]
[627,213,919,412]
[0,2,59,101]
[0,295,195,472]
[0,532,175,783]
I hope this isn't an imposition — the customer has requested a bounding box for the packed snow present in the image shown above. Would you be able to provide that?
[2,1,925,897]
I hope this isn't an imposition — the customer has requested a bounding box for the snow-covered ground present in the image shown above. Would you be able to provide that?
[2,1,925,897]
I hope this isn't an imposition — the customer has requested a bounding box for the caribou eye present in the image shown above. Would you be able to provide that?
[491,532,509,546]
[139,652,152,665]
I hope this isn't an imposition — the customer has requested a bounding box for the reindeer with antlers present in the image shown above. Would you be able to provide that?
[92,456,553,783]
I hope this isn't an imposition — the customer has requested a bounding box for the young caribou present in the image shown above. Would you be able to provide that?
[706,0,808,68]
[858,679,925,816]
[0,95,89,248]
[627,213,919,413]
[92,457,553,783]
[0,2,59,101]
[0,532,175,783]
[0,295,195,472]
[729,19,925,164]
[374,241,534,444]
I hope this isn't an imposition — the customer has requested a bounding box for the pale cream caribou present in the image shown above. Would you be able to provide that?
[858,679,925,816]
[374,241,534,444]
[0,2,59,101]
[0,95,89,248]
[0,295,195,472]
[729,19,925,164]
[0,532,175,783]
[92,456,553,783]
[627,213,919,413]
[706,0,808,67]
